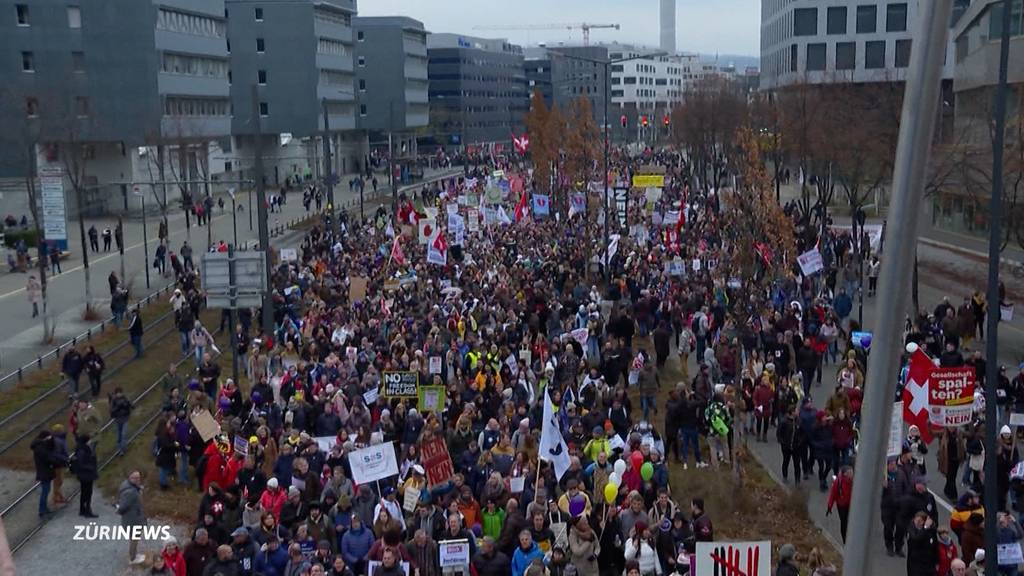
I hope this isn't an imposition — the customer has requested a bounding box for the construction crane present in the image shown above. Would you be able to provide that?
[472,23,620,46]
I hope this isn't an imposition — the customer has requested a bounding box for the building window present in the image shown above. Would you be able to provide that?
[865,40,886,69]
[25,97,38,117]
[357,30,364,41]
[72,51,85,72]
[806,43,826,71]
[895,38,911,68]
[254,7,263,21]
[790,44,798,72]
[794,8,818,36]
[827,6,848,34]
[228,70,232,84]
[988,0,1024,38]
[611,89,624,97]
[836,42,856,70]
[886,3,908,32]
[856,5,877,33]
[21,51,33,72]
[15,4,29,26]
[359,104,367,116]
[258,69,267,84]
[75,96,89,117]
[259,102,269,116]
[358,79,366,91]
[610,77,621,85]
[317,38,349,56]
[623,76,636,84]
[256,38,265,53]
[358,56,365,67]
[67,5,81,28]
[224,161,232,172]
[156,8,225,38]
[610,64,623,72]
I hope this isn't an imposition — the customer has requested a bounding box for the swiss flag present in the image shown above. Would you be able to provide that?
[427,231,447,266]
[514,190,529,222]
[903,349,934,443]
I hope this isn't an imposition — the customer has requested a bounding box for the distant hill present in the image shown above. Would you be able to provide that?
[699,54,759,71]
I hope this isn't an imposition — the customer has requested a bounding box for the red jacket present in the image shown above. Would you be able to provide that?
[831,418,855,450]
[163,549,187,576]
[848,387,864,416]
[935,538,959,576]
[201,443,228,491]
[826,474,852,511]
[260,487,287,521]
[753,384,774,413]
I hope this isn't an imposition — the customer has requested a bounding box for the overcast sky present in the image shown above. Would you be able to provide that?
[357,0,761,57]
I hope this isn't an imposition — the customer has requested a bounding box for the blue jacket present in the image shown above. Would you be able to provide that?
[273,453,295,488]
[253,545,289,576]
[341,525,375,566]
[834,293,853,319]
[512,542,545,576]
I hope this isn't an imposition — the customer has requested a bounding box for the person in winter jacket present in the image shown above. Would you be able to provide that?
[752,378,773,441]
[161,537,187,576]
[905,511,938,576]
[950,490,983,542]
[260,477,287,522]
[777,406,805,483]
[623,522,661,576]
[341,514,374,575]
[935,525,960,576]
[775,543,800,576]
[253,534,289,576]
[830,409,855,472]
[70,433,98,517]
[512,531,546,576]
[826,465,853,542]
[568,516,600,576]
[472,536,511,576]
[31,430,64,517]
[809,411,834,491]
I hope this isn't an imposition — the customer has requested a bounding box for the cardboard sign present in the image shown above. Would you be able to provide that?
[632,174,665,188]
[314,436,337,453]
[347,442,399,484]
[190,409,221,442]
[363,387,379,406]
[349,276,369,303]
[439,539,471,568]
[694,541,771,576]
[418,385,445,414]
[692,258,702,271]
[403,486,421,513]
[888,401,904,458]
[797,248,824,276]
[382,371,418,398]
[999,542,1024,565]
[467,208,480,232]
[279,248,298,262]
[421,436,456,486]
[429,356,442,375]
[1010,413,1024,427]
[510,476,526,493]
[928,366,976,427]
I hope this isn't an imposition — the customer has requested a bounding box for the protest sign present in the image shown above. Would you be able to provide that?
[190,409,221,442]
[349,276,369,303]
[382,371,418,398]
[797,248,824,276]
[314,436,337,453]
[348,442,399,484]
[439,540,471,568]
[928,366,976,427]
[632,174,665,188]
[363,387,379,406]
[1011,413,1024,427]
[888,401,904,458]
[510,476,526,493]
[417,385,445,414]
[279,248,298,262]
[429,356,442,374]
[999,542,1024,565]
[233,435,249,457]
[467,208,480,231]
[421,436,456,486]
[403,486,421,513]
[694,541,771,576]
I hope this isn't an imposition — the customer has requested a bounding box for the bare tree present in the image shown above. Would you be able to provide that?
[671,77,747,191]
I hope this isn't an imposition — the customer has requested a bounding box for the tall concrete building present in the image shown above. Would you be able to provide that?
[426,33,528,148]
[523,47,553,107]
[660,0,676,54]
[760,0,973,90]
[0,0,231,214]
[353,17,428,133]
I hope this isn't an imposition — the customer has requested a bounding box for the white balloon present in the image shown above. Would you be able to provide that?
[933,358,941,367]
[906,342,919,354]
[608,472,622,487]
[613,459,627,476]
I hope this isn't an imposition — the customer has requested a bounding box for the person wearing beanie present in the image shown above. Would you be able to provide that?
[906,511,938,576]
[161,536,186,576]
[623,521,661,576]
[997,424,1020,511]
[776,543,799,576]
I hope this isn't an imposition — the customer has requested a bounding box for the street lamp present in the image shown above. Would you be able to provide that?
[547,49,668,281]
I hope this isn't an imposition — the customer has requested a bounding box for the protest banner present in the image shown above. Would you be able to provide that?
[1000,542,1024,565]
[797,248,824,276]
[382,371,418,398]
[888,401,904,458]
[421,436,456,486]
[233,435,249,457]
[190,409,221,442]
[349,276,369,303]
[363,387,379,406]
[348,442,399,484]
[429,356,442,374]
[279,248,298,262]
[403,486,421,513]
[928,366,976,427]
[632,174,665,188]
[314,436,337,454]
[439,540,471,568]
[694,541,771,576]
[417,385,445,414]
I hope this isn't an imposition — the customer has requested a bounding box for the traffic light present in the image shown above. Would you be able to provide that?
[641,115,648,127]
[663,114,670,126]
[620,115,627,128]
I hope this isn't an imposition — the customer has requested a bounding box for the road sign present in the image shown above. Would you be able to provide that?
[38,167,68,251]
[201,251,267,309]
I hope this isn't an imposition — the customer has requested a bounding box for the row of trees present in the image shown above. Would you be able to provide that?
[523,90,601,200]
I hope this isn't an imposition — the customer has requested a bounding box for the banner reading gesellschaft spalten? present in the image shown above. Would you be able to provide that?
[348,442,399,484]
[928,366,976,427]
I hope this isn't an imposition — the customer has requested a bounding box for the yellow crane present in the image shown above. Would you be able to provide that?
[472,23,620,46]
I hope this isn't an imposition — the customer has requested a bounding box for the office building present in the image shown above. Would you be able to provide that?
[759,0,973,90]
[426,33,528,148]
[524,48,553,107]
[0,0,231,214]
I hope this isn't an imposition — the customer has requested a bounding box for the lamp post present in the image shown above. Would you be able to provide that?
[548,49,668,281]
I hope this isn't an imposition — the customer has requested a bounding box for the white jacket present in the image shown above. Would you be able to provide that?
[624,538,662,576]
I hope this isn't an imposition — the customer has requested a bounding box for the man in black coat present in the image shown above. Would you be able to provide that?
[71,433,98,517]
[31,430,64,517]
[472,537,511,576]
[61,348,84,394]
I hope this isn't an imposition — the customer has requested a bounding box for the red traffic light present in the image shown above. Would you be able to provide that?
[641,115,649,127]
[663,114,670,126]
[620,115,627,127]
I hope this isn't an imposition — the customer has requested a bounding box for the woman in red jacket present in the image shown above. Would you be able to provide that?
[826,465,853,543]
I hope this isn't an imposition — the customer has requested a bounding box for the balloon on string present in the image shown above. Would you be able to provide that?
[608,472,621,487]
[630,450,644,470]
[613,459,627,476]
[568,495,586,517]
[604,482,618,504]
[640,462,654,481]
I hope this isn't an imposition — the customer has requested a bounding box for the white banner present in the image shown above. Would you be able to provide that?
[797,248,824,276]
[694,541,771,576]
[888,401,904,458]
[439,540,471,568]
[348,443,399,484]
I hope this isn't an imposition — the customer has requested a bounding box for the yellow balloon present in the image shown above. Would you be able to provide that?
[604,482,618,504]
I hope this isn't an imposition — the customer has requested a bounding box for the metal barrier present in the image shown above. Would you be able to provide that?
[0,280,178,388]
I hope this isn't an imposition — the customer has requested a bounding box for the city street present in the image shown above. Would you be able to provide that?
[0,168,457,379]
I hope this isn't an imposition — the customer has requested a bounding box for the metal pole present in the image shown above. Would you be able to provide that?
[842,1,953,574]
[248,186,253,231]
[141,195,150,289]
[231,196,237,247]
[462,104,469,177]
[984,2,1013,573]
[251,84,274,338]
[389,102,397,223]
[321,98,338,238]
[228,243,239,385]
[603,61,610,282]
[117,216,125,284]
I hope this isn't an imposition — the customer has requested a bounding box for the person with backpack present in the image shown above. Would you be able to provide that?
[70,432,98,517]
